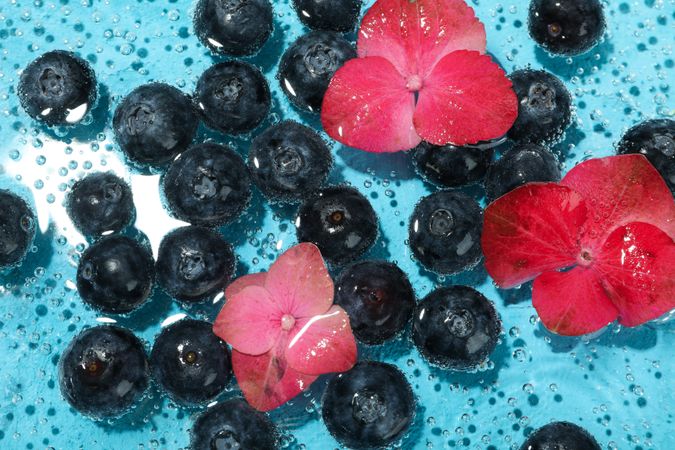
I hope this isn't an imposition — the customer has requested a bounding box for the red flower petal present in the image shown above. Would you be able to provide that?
[285,306,357,376]
[561,154,675,249]
[533,267,618,336]
[265,243,334,319]
[321,57,421,153]
[594,222,675,327]
[225,272,266,299]
[482,183,587,288]
[358,0,486,78]
[413,51,518,146]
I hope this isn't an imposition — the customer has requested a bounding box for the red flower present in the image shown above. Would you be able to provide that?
[213,243,357,411]
[321,0,518,153]
[482,155,675,336]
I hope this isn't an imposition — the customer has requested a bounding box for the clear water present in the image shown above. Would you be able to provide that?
[0,0,673,449]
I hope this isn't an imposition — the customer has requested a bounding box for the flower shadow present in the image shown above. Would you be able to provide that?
[336,146,418,180]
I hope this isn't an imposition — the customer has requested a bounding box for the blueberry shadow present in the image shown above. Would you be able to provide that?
[358,326,415,362]
[398,398,426,449]
[93,384,163,432]
[219,189,268,248]
[337,146,418,180]
[534,39,614,80]
[414,260,489,290]
[553,123,587,161]
[1,222,57,288]
[114,289,176,333]
[245,19,287,75]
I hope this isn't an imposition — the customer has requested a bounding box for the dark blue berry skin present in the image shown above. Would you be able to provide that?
[248,120,333,202]
[76,236,155,314]
[18,50,96,126]
[194,0,273,57]
[191,398,278,450]
[59,325,149,419]
[485,143,561,202]
[113,83,198,168]
[520,422,601,450]
[195,61,271,135]
[0,190,36,269]
[528,0,606,56]
[412,142,495,188]
[156,226,235,303]
[335,261,415,345]
[412,286,501,371]
[408,191,482,275]
[66,172,135,238]
[296,186,378,265]
[617,119,674,195]
[507,69,572,145]
[292,0,362,32]
[162,143,252,227]
[150,319,232,405]
[322,361,415,449]
[278,31,356,113]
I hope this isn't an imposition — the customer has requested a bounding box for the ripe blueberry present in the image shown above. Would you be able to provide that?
[0,190,36,269]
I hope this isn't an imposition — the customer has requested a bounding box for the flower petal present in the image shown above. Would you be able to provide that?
[358,0,486,78]
[321,57,421,153]
[482,183,587,288]
[265,243,334,319]
[413,51,518,146]
[594,222,675,327]
[225,272,266,299]
[285,306,357,376]
[533,267,618,336]
[213,285,282,356]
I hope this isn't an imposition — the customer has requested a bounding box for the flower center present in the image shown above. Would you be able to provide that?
[578,249,594,267]
[406,75,423,92]
[281,314,296,331]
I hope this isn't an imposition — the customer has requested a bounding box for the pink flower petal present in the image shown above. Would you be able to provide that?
[358,0,486,78]
[533,267,618,336]
[321,57,421,153]
[265,243,334,319]
[213,285,282,356]
[413,51,518,146]
[594,222,675,327]
[225,272,266,299]
[482,183,587,288]
[285,305,357,376]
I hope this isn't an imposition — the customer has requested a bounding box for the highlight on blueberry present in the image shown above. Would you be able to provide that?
[411,141,495,188]
[150,318,232,405]
[195,61,271,135]
[155,226,235,303]
[322,361,415,449]
[248,120,333,202]
[519,421,601,450]
[58,325,149,419]
[335,260,415,345]
[0,190,36,269]
[412,286,501,371]
[292,0,362,32]
[278,31,356,113]
[162,143,252,227]
[18,50,96,126]
[76,235,155,314]
[408,191,482,275]
[295,185,378,265]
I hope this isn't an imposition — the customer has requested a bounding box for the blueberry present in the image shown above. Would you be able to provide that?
[296,186,378,265]
[162,143,252,227]
[150,319,231,405]
[278,31,356,112]
[412,141,495,188]
[412,286,501,370]
[485,143,561,202]
[156,226,235,303]
[0,190,36,269]
[18,50,96,126]
[248,120,333,202]
[113,83,199,168]
[76,236,155,314]
[528,0,606,56]
[59,325,149,419]
[520,422,601,450]
[335,261,415,345]
[322,361,415,449]
[194,0,273,57]
[408,191,482,275]
[65,172,135,238]
[507,69,572,145]
[195,61,271,135]
[292,0,362,32]
[616,119,674,195]
[191,398,278,450]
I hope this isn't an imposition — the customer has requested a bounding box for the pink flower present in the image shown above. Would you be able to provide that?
[213,243,357,411]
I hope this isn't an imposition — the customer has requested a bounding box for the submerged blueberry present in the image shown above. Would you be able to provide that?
[412,141,495,188]
[0,190,36,269]
[59,325,149,419]
[322,361,415,449]
[412,286,501,370]
[18,50,96,126]
[292,0,362,32]
[520,421,601,450]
